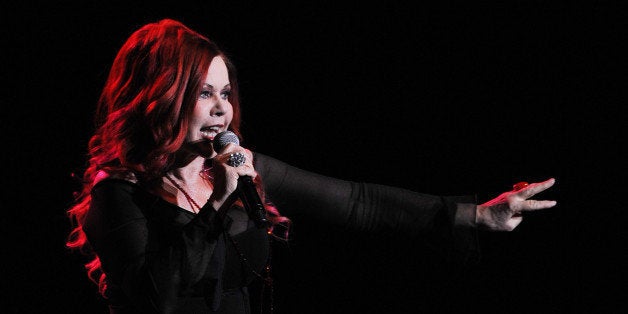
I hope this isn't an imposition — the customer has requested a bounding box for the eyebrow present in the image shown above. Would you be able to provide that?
[202,83,231,90]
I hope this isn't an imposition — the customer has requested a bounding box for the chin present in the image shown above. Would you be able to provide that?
[186,139,215,158]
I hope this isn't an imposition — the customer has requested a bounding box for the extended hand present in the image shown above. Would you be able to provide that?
[476,178,557,231]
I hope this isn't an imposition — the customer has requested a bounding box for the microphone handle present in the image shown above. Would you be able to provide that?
[238,175,270,229]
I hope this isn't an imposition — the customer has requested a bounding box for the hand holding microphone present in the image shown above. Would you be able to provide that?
[213,131,270,229]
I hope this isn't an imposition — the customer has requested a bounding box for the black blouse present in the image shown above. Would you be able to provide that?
[82,152,478,313]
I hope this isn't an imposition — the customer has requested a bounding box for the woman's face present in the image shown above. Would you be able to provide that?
[186,56,234,157]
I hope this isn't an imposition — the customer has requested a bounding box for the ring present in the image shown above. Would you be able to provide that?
[513,181,529,191]
[227,152,246,167]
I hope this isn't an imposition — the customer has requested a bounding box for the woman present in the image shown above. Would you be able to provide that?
[66,18,556,313]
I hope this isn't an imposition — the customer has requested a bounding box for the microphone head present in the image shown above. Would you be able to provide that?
[213,130,240,152]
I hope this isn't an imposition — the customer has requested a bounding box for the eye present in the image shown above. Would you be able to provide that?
[199,90,212,100]
[220,89,231,100]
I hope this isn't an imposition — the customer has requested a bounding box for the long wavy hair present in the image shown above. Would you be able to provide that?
[66,18,289,294]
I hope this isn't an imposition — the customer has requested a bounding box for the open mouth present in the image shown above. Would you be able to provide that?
[200,126,221,140]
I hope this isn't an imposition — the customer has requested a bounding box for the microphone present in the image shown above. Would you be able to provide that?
[213,131,270,229]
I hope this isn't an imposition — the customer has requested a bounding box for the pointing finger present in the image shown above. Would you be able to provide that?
[517,178,556,199]
[520,199,558,212]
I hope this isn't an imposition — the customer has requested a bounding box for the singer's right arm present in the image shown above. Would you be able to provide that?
[209,142,257,213]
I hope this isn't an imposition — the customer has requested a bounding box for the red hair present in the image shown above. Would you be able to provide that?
[66,19,288,294]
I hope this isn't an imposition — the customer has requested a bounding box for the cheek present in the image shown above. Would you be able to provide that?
[189,107,206,125]
[223,102,235,125]
[184,106,206,139]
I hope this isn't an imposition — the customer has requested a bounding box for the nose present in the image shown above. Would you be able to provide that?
[210,98,225,117]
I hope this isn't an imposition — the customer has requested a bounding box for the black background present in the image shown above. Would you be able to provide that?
[3,1,625,313]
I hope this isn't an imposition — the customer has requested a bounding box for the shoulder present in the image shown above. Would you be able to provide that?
[94,170,138,185]
[91,170,142,200]
[253,152,288,171]
[89,171,152,222]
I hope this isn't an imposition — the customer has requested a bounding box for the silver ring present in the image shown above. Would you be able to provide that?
[227,152,246,167]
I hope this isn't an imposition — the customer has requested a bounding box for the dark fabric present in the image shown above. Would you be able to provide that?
[83,153,479,313]
[255,153,479,263]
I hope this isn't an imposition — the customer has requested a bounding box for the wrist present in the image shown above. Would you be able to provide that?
[454,202,479,228]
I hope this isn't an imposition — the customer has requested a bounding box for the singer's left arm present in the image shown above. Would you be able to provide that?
[253,152,479,263]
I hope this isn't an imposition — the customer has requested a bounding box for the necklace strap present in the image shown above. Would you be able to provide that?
[165,174,201,213]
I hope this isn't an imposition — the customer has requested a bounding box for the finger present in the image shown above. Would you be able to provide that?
[225,148,251,161]
[241,148,253,162]
[237,167,258,179]
[517,178,555,199]
[520,199,558,212]
[217,143,240,155]
[506,216,523,231]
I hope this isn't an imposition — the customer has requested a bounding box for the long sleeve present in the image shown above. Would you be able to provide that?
[254,152,480,264]
[82,179,227,313]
